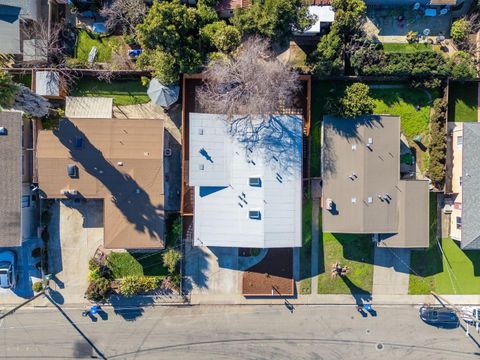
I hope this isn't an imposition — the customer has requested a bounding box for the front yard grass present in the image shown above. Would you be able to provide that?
[317,233,374,294]
[448,81,478,122]
[71,78,150,106]
[75,30,125,63]
[299,196,312,294]
[107,252,168,279]
[409,193,480,294]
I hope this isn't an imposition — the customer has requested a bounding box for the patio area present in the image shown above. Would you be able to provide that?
[365,7,452,40]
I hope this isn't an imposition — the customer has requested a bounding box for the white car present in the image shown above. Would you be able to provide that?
[0,251,16,289]
[461,306,480,324]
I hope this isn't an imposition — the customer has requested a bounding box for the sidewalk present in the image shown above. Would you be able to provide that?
[190,293,480,306]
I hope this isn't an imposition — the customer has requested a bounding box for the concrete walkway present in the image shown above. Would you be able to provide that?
[310,200,320,295]
[373,247,411,295]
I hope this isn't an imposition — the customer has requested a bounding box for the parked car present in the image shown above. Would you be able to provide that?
[419,305,459,328]
[0,251,17,289]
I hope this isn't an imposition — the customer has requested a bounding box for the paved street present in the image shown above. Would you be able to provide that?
[0,304,478,359]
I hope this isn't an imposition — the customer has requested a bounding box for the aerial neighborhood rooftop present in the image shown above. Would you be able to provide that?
[1,0,480,355]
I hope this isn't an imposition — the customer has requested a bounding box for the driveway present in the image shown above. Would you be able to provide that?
[0,238,42,304]
[184,243,241,296]
[47,200,103,304]
[373,246,411,295]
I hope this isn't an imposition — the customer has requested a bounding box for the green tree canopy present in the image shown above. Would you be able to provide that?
[231,0,315,44]
[331,0,367,38]
[337,83,374,118]
[0,71,18,109]
[201,21,241,53]
[136,0,206,84]
[449,51,477,80]
[451,18,470,44]
[162,249,182,274]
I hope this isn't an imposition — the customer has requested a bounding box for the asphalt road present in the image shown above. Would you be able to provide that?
[0,304,479,359]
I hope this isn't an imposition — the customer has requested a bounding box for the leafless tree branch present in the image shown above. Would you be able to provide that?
[100,0,147,35]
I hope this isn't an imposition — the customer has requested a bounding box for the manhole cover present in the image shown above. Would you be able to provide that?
[366,329,370,334]
[376,343,384,351]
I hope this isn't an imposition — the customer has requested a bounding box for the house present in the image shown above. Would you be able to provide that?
[36,117,166,249]
[322,115,429,248]
[364,0,459,5]
[215,0,250,18]
[446,122,480,250]
[0,111,36,247]
[297,5,335,36]
[188,113,303,248]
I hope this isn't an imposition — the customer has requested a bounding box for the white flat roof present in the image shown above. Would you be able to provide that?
[304,6,335,33]
[189,113,303,248]
[35,71,60,96]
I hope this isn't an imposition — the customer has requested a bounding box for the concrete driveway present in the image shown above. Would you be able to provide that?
[47,200,103,304]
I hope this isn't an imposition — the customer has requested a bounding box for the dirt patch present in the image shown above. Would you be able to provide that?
[242,248,294,296]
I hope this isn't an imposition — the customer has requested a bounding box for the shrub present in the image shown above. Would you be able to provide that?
[451,18,470,44]
[88,267,102,282]
[89,257,101,272]
[65,57,90,69]
[162,249,182,274]
[139,276,161,292]
[85,278,111,302]
[140,76,150,87]
[428,98,447,188]
[406,31,418,43]
[32,281,43,293]
[330,83,374,118]
[118,276,142,296]
[449,51,477,80]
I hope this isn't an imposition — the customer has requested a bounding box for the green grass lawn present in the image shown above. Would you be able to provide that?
[106,252,168,279]
[299,196,312,294]
[317,233,374,294]
[409,193,480,294]
[381,43,433,53]
[71,78,150,106]
[448,81,478,122]
[370,87,433,139]
[75,30,125,63]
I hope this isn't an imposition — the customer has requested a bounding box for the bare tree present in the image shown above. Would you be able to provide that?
[21,20,79,86]
[100,0,147,35]
[197,37,301,119]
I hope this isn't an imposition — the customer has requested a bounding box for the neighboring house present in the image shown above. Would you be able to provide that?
[215,0,250,18]
[0,111,36,247]
[322,115,429,248]
[297,5,335,36]
[446,122,480,250]
[188,113,303,248]
[36,117,166,249]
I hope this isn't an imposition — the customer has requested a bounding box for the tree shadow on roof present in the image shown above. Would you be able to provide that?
[53,119,164,246]
[229,114,303,178]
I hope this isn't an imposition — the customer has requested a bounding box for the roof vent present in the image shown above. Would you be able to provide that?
[249,177,261,187]
[366,137,373,150]
[351,197,356,204]
[351,144,356,151]
[67,164,78,178]
[198,128,204,135]
[0,127,8,135]
[199,164,205,170]
[249,210,261,220]
[326,198,333,210]
[367,197,373,204]
[164,148,172,157]
[117,161,123,166]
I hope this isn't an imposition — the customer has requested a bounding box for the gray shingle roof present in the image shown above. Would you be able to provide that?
[461,123,480,249]
[0,111,22,247]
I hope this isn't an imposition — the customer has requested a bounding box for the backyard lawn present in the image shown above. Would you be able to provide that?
[448,81,478,122]
[317,233,374,295]
[75,30,125,63]
[299,196,312,294]
[71,78,150,106]
[106,252,168,279]
[381,43,433,53]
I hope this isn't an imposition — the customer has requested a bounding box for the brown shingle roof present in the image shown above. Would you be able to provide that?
[37,118,165,249]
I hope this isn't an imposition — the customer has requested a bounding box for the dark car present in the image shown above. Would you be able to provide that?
[419,306,459,328]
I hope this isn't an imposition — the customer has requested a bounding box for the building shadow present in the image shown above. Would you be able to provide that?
[53,119,164,246]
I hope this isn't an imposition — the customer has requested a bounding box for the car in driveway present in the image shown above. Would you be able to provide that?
[0,251,17,289]
[419,305,459,328]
